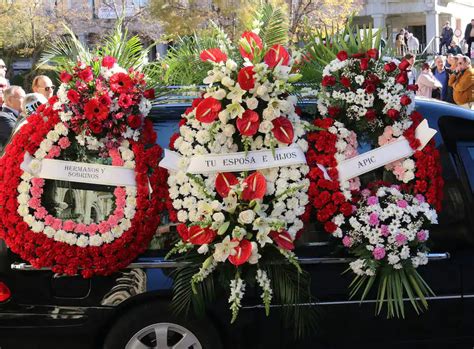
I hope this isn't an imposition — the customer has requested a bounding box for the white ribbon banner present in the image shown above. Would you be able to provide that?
[338,119,436,181]
[159,145,307,174]
[21,153,136,187]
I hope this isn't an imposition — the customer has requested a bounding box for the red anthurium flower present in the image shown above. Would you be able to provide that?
[336,50,348,61]
[60,71,73,83]
[264,44,290,68]
[239,31,263,60]
[367,48,379,60]
[102,56,116,69]
[395,71,408,85]
[188,226,217,245]
[127,114,142,129]
[269,230,294,250]
[387,109,400,120]
[144,88,155,99]
[384,62,397,73]
[322,75,337,87]
[398,59,411,71]
[177,224,190,241]
[84,98,108,121]
[360,58,370,71]
[195,97,222,123]
[228,239,252,266]
[241,171,266,201]
[77,66,93,82]
[200,48,227,63]
[272,116,294,144]
[400,95,412,106]
[237,66,256,91]
[365,109,377,122]
[340,76,351,88]
[67,89,81,104]
[215,172,239,198]
[109,72,133,94]
[237,110,260,136]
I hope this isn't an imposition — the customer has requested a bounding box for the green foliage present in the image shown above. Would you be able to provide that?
[254,3,289,47]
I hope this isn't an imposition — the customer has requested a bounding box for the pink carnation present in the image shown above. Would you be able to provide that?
[47,146,61,158]
[51,219,62,230]
[367,196,378,206]
[30,186,43,198]
[28,198,41,209]
[87,224,98,235]
[31,178,45,187]
[75,223,87,234]
[415,194,425,203]
[58,137,71,149]
[34,207,48,219]
[380,224,390,237]
[63,220,76,231]
[342,236,353,247]
[397,199,408,208]
[368,212,379,226]
[44,215,55,225]
[109,148,124,166]
[114,208,124,219]
[107,215,120,227]
[395,233,408,246]
[98,221,111,234]
[417,230,428,241]
[373,247,386,260]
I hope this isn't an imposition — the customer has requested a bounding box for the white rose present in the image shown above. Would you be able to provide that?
[29,159,42,175]
[223,124,235,137]
[47,131,60,142]
[246,97,259,110]
[213,212,225,223]
[238,210,255,225]
[258,120,273,134]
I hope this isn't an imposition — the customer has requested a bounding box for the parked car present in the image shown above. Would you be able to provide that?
[0,97,473,349]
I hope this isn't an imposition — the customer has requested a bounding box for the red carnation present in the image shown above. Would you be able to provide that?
[387,109,400,120]
[264,44,290,68]
[144,88,155,100]
[237,110,260,136]
[200,48,227,63]
[195,97,222,123]
[127,114,142,129]
[237,66,256,91]
[143,119,157,144]
[324,221,338,234]
[272,116,294,144]
[365,109,377,121]
[398,59,411,71]
[84,98,108,121]
[340,76,351,88]
[407,84,419,92]
[169,132,180,150]
[187,226,217,245]
[367,48,379,60]
[67,89,81,104]
[77,66,93,82]
[239,31,263,60]
[269,230,294,250]
[228,239,252,266]
[395,72,408,85]
[360,58,370,71]
[118,93,134,108]
[365,84,376,94]
[109,72,133,94]
[336,50,349,61]
[327,106,341,117]
[215,172,239,198]
[241,171,266,201]
[102,56,116,69]
[400,95,412,106]
[60,71,73,83]
[322,75,337,87]
[384,62,397,73]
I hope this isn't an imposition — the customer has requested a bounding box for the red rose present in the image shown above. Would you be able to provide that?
[199,48,227,63]
[365,84,376,94]
[269,230,294,250]
[264,44,290,68]
[395,72,408,85]
[272,116,294,144]
[102,56,116,69]
[187,226,217,245]
[400,95,412,106]
[236,110,260,136]
[195,97,222,123]
[336,50,348,61]
[360,58,370,71]
[84,98,108,121]
[237,66,255,91]
[144,88,155,100]
[241,171,266,201]
[127,114,142,129]
[228,239,252,266]
[109,72,133,94]
[366,48,379,60]
[407,84,418,91]
[239,31,263,60]
[398,59,411,71]
[387,109,400,120]
[365,109,377,121]
[340,76,351,88]
[60,71,73,83]
[322,75,336,87]
[118,93,134,108]
[384,62,397,73]
[77,66,93,82]
[67,89,81,104]
[215,172,239,198]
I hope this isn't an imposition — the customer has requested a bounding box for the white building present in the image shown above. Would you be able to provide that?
[354,0,474,54]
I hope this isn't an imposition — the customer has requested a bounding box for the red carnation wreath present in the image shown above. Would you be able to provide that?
[0,58,169,277]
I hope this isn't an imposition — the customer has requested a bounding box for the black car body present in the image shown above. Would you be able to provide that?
[0,97,473,349]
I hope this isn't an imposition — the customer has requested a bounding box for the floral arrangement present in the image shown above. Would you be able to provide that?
[0,57,169,277]
[305,50,444,317]
[166,30,312,322]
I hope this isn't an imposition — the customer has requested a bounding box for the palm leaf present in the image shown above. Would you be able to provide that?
[254,3,289,47]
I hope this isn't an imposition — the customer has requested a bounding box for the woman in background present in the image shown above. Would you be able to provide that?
[416,63,443,98]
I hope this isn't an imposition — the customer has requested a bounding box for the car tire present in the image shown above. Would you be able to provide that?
[103,300,222,349]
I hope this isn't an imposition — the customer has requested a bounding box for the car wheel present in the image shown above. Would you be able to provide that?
[104,301,222,349]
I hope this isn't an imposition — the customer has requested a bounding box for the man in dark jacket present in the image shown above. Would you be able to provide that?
[465,19,474,58]
[0,86,25,150]
[440,21,454,54]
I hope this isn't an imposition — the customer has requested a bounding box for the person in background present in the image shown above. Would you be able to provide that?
[447,41,463,55]
[32,75,55,100]
[396,29,406,56]
[416,63,443,98]
[431,56,449,101]
[404,53,417,85]
[448,56,474,109]
[12,93,48,134]
[0,77,9,105]
[439,21,454,54]
[407,32,420,54]
[446,53,455,69]
[0,59,7,79]
[0,86,25,149]
[464,19,474,58]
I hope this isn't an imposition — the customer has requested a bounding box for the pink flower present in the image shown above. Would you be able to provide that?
[31,178,45,187]
[114,208,124,219]
[98,221,110,234]
[109,149,124,166]
[102,56,116,69]
[30,186,43,198]
[361,189,371,198]
[417,230,428,241]
[397,199,408,208]
[395,233,408,246]
[368,212,379,226]
[114,187,126,200]
[107,215,120,227]
[392,163,406,180]
[373,247,386,260]
[51,218,62,230]
[34,207,48,219]
[45,215,55,225]
[349,177,361,191]
[415,194,425,203]
[380,225,390,237]
[87,224,98,235]
[58,137,71,149]
[47,146,61,158]
[367,196,378,205]
[75,223,87,234]
[63,220,76,231]
[342,236,353,247]
[28,198,41,209]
